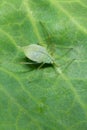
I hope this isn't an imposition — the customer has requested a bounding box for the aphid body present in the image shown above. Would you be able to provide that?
[23,44,54,64]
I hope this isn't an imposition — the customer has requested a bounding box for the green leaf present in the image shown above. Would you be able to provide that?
[0,0,87,130]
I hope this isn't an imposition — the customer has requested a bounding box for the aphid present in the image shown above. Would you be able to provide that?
[20,43,74,74]
[22,44,54,64]
[19,22,74,73]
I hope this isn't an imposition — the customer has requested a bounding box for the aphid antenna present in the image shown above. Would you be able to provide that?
[39,21,56,49]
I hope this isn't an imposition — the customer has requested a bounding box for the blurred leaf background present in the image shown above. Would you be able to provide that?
[0,0,87,130]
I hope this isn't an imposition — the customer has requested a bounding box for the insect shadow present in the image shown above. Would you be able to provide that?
[21,57,53,71]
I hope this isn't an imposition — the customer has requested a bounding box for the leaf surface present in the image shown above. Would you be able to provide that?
[0,0,87,130]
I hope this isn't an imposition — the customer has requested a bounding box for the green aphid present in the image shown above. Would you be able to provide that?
[20,22,74,72]
[19,43,74,74]
[22,44,54,64]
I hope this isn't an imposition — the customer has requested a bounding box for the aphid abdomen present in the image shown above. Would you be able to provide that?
[23,44,53,64]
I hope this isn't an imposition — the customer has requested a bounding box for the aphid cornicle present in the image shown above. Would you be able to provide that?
[22,44,54,64]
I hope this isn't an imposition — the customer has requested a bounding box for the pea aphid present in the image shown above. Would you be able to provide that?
[22,44,54,64]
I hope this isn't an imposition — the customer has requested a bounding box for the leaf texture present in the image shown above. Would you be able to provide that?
[0,0,87,130]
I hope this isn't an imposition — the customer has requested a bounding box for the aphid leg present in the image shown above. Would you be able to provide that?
[55,45,73,49]
[61,59,75,72]
[54,59,75,75]
[37,63,45,69]
[20,62,45,69]
[20,62,37,65]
